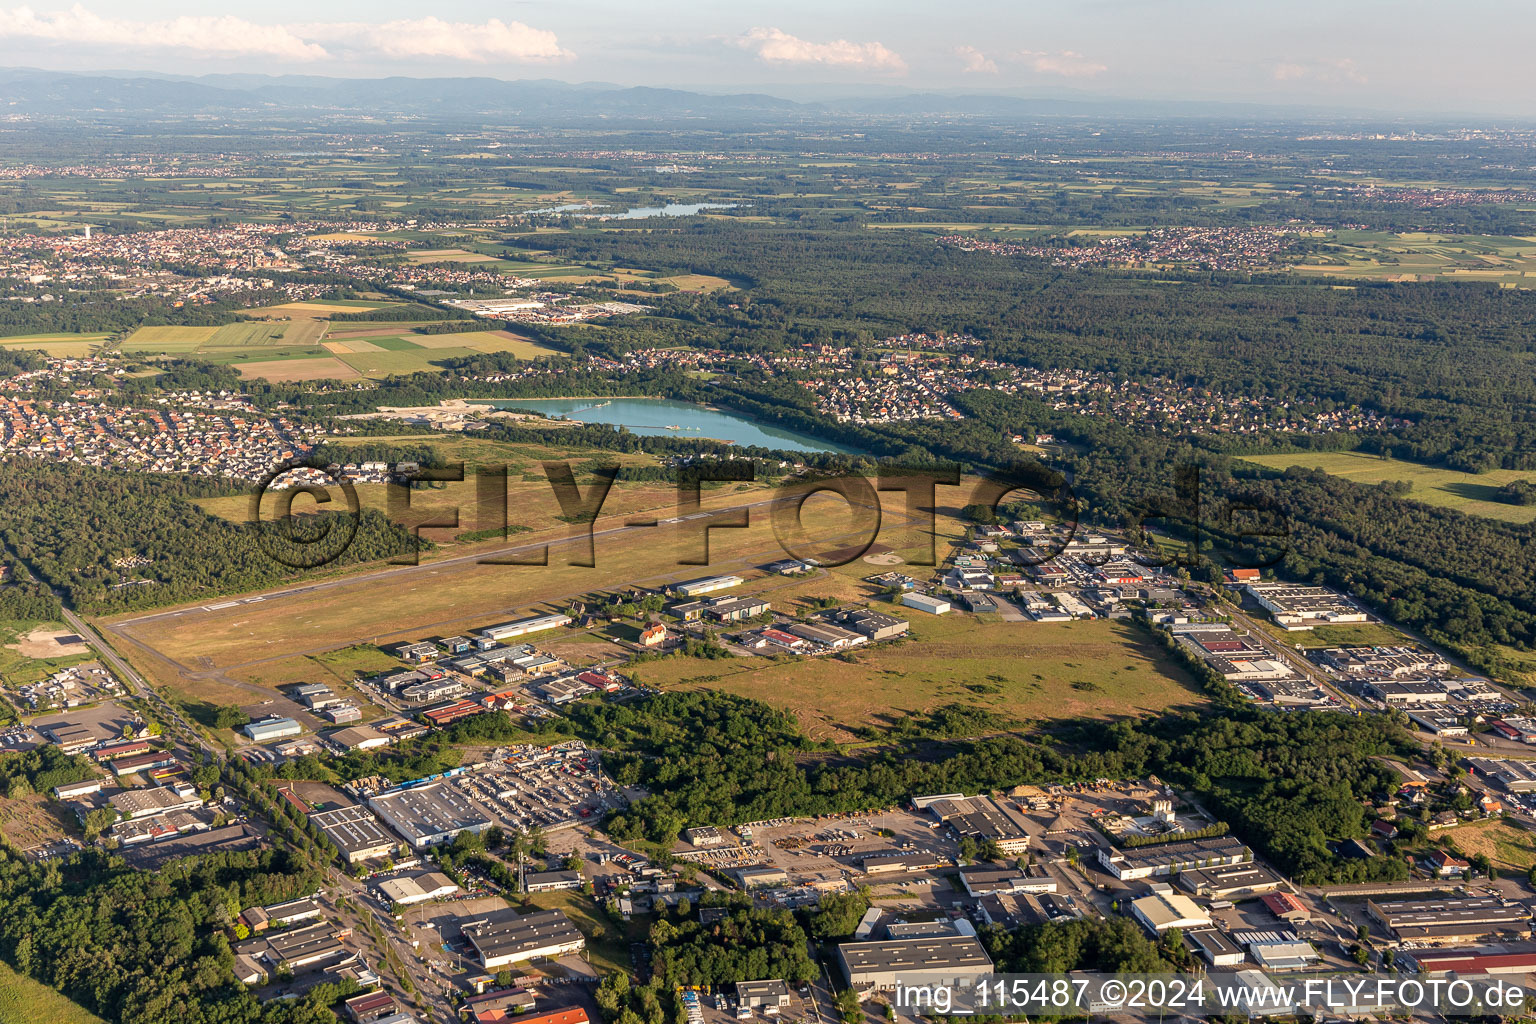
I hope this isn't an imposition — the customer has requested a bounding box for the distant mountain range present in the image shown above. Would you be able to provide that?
[0,67,1370,122]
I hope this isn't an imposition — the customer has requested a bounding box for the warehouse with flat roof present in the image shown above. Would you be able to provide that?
[369,782,492,850]
[480,614,572,641]
[1368,897,1532,942]
[837,936,992,991]
[310,804,398,863]
[460,908,586,969]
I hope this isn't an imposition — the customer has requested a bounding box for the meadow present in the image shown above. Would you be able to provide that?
[641,616,1206,742]
[0,961,103,1024]
[1239,451,1536,523]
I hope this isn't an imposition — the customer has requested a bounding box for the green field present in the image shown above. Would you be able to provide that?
[1239,451,1536,523]
[640,616,1206,742]
[0,961,104,1024]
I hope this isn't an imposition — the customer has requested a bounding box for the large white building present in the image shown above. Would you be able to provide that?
[368,782,493,849]
[480,614,572,641]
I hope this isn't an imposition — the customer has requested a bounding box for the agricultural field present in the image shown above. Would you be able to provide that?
[0,960,104,1024]
[1295,229,1536,286]
[642,616,1205,742]
[1239,451,1536,523]
[122,312,560,381]
[0,333,112,357]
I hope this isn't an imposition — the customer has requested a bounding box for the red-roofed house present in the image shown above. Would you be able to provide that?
[1424,848,1471,877]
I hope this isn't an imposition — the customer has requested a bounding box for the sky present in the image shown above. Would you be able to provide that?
[0,0,1529,115]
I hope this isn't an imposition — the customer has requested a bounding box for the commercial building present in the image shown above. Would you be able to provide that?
[1095,835,1252,881]
[244,716,302,742]
[1367,680,1450,706]
[330,725,391,751]
[1248,940,1320,971]
[734,866,789,889]
[523,870,583,894]
[1467,757,1536,793]
[324,704,364,725]
[240,921,353,973]
[342,991,399,1023]
[110,751,178,777]
[263,897,324,928]
[458,989,537,1024]
[460,908,586,969]
[685,826,725,847]
[860,851,947,875]
[785,621,865,649]
[673,575,743,597]
[836,936,993,991]
[922,794,1030,854]
[1186,929,1245,967]
[1245,582,1367,630]
[958,865,1057,897]
[901,592,951,616]
[52,777,103,800]
[1175,862,1285,899]
[1367,897,1533,943]
[833,609,909,641]
[736,981,792,1011]
[1130,892,1213,935]
[704,597,770,624]
[1261,891,1312,924]
[377,871,460,906]
[1402,949,1536,976]
[369,782,493,850]
[479,614,572,642]
[109,785,203,820]
[93,739,152,762]
[310,804,398,863]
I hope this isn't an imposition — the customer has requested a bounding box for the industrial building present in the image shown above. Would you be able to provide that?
[836,936,993,991]
[1367,898,1533,943]
[958,865,1057,897]
[901,592,951,615]
[109,784,203,820]
[369,782,493,850]
[479,614,572,642]
[329,725,390,751]
[1186,929,1246,967]
[1130,892,1213,935]
[244,716,302,742]
[1244,582,1367,630]
[672,574,743,597]
[832,608,909,641]
[1175,862,1285,899]
[704,596,770,623]
[460,908,586,969]
[377,871,459,906]
[1402,949,1536,976]
[860,851,948,875]
[523,870,583,893]
[922,794,1030,854]
[1467,757,1536,793]
[736,980,792,1010]
[1095,835,1252,881]
[310,804,399,863]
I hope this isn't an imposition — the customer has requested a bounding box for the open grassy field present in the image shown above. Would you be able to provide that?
[1239,451,1536,523]
[0,961,104,1024]
[645,616,1205,741]
[1442,819,1536,872]
[0,333,111,357]
[103,482,935,702]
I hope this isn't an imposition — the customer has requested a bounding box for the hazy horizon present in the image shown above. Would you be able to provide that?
[1,1,1533,118]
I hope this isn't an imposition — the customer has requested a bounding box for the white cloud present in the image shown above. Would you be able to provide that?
[739,26,906,73]
[308,16,571,63]
[1017,49,1107,78]
[0,6,572,64]
[955,45,998,75]
[0,3,327,59]
[1272,58,1366,84]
